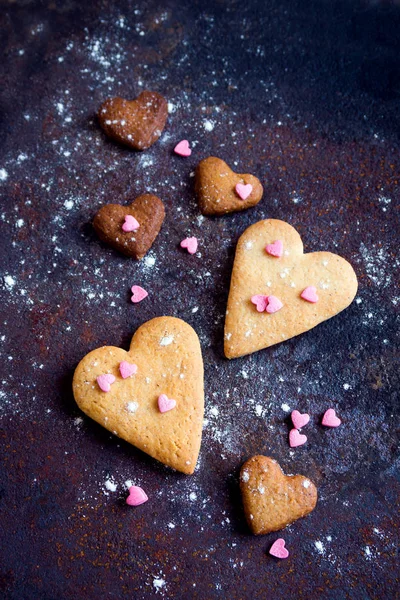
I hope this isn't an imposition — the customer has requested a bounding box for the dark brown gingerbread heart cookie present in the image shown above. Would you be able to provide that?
[98,91,168,150]
[93,194,165,259]
[195,156,263,216]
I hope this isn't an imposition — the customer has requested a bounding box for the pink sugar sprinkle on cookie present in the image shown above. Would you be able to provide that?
[158,394,176,413]
[174,139,192,157]
[291,410,310,429]
[119,361,138,379]
[265,240,283,258]
[269,538,289,559]
[180,237,198,254]
[131,285,148,303]
[322,408,341,427]
[300,286,319,303]
[96,373,115,392]
[122,215,140,232]
[251,294,269,312]
[235,183,253,200]
[289,428,307,447]
[126,486,148,506]
[266,295,283,314]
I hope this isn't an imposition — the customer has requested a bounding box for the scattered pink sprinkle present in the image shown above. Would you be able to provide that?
[300,286,319,303]
[322,408,341,428]
[235,183,253,200]
[291,410,310,429]
[126,486,148,506]
[122,215,140,232]
[180,237,198,254]
[265,240,283,258]
[96,374,115,392]
[119,361,138,379]
[251,295,283,314]
[269,538,289,559]
[289,428,307,447]
[174,139,191,157]
[131,285,148,303]
[265,295,283,314]
[158,394,176,413]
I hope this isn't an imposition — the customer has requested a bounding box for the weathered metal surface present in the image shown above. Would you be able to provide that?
[0,0,398,598]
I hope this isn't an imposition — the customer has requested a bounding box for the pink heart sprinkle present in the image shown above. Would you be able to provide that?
[266,295,283,314]
[251,294,269,312]
[235,183,253,200]
[180,237,198,255]
[289,428,307,448]
[122,215,140,232]
[300,286,319,303]
[174,139,192,157]
[265,239,284,258]
[119,361,138,379]
[131,285,148,303]
[322,408,341,428]
[269,538,289,559]
[96,373,115,392]
[158,394,176,413]
[291,410,310,430]
[126,486,148,506]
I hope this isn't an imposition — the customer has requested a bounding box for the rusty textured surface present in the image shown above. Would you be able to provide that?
[0,0,399,598]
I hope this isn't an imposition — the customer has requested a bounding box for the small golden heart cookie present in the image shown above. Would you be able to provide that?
[98,91,168,150]
[225,219,358,358]
[240,455,317,534]
[195,156,263,216]
[73,317,204,474]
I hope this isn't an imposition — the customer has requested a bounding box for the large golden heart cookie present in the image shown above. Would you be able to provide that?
[225,219,358,358]
[73,317,204,474]
[240,456,317,534]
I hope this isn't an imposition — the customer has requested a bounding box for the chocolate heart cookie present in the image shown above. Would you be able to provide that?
[98,91,168,150]
[93,194,165,259]
[240,455,318,534]
[195,156,263,216]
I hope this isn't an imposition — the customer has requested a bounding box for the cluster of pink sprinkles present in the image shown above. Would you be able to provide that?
[269,538,289,559]
[289,407,341,447]
[235,183,253,200]
[180,236,198,254]
[126,485,148,506]
[97,361,138,391]
[122,215,140,232]
[251,294,283,314]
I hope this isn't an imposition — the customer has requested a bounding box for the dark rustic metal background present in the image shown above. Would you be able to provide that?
[0,0,399,598]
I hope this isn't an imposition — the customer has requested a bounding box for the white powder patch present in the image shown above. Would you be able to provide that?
[255,405,263,417]
[124,480,133,489]
[303,479,311,488]
[209,406,219,417]
[74,417,83,428]
[16,219,24,228]
[315,540,325,555]
[126,402,138,413]
[281,403,290,412]
[64,199,74,210]
[0,169,8,181]
[203,119,215,131]
[343,383,350,390]
[104,479,117,492]
[159,335,174,346]
[241,471,249,482]
[359,242,395,289]
[3,275,16,291]
[144,255,156,268]
[167,522,175,529]
[189,492,197,501]
[241,370,249,379]
[153,577,166,592]
[167,102,176,113]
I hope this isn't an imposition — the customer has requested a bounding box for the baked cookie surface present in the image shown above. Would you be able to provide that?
[225,219,358,358]
[73,317,204,475]
[240,455,318,534]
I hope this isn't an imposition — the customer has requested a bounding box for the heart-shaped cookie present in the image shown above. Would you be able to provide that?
[73,317,204,474]
[225,219,358,358]
[98,91,168,150]
[240,455,317,534]
[93,194,165,259]
[195,156,263,216]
